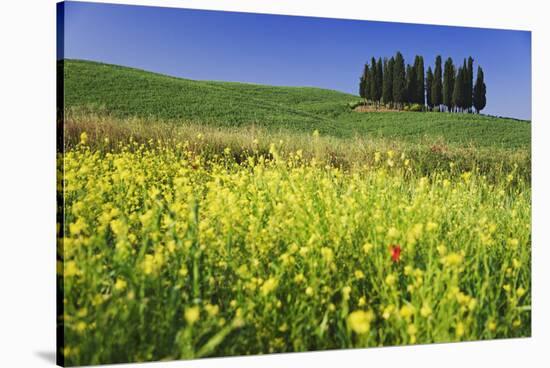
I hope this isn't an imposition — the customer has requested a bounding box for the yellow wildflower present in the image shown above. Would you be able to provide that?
[261,277,278,296]
[441,252,463,267]
[347,310,374,334]
[184,306,200,325]
[64,261,79,277]
[294,273,305,283]
[205,304,219,317]
[75,321,87,333]
[114,278,127,291]
[426,221,438,232]
[387,227,399,239]
[79,132,88,145]
[321,247,334,263]
[385,273,397,287]
[399,304,415,320]
[420,304,432,318]
[362,242,373,254]
[342,286,352,301]
[456,322,465,337]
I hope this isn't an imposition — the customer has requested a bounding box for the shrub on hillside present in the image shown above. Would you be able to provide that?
[409,103,423,112]
[347,100,363,109]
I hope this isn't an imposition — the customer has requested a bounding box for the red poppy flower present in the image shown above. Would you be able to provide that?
[390,244,402,263]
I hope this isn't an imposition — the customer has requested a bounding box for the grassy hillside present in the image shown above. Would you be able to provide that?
[63,59,354,131]
[63,59,531,149]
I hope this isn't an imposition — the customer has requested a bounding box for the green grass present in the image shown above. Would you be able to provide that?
[62,114,531,183]
[63,59,531,149]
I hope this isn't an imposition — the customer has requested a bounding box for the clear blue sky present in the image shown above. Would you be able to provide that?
[59,1,532,120]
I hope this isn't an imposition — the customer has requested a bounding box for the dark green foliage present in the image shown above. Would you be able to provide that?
[473,66,487,113]
[359,76,365,99]
[415,55,425,105]
[364,64,371,101]
[443,57,455,112]
[432,55,443,109]
[359,64,369,99]
[426,67,434,109]
[382,57,394,105]
[359,53,482,115]
[453,66,465,111]
[460,59,468,110]
[406,64,416,104]
[392,52,407,107]
[369,57,377,102]
[376,57,384,103]
[466,57,474,111]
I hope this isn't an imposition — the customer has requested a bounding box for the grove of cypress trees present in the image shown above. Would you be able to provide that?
[473,66,487,113]
[392,52,407,109]
[443,57,455,112]
[432,55,443,111]
[358,52,484,113]
[426,67,434,110]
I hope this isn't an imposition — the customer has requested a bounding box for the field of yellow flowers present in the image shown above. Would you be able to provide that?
[58,132,531,366]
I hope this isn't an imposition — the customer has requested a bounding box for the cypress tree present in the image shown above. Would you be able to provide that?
[466,56,474,112]
[473,66,487,113]
[415,55,425,105]
[376,57,384,104]
[461,59,468,111]
[443,57,455,112]
[392,52,407,109]
[382,57,394,106]
[432,55,443,111]
[369,57,377,103]
[406,64,416,105]
[359,63,369,101]
[453,66,465,112]
[365,63,370,102]
[388,57,395,106]
[426,67,434,110]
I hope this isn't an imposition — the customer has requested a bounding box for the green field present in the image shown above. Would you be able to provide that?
[59,59,531,365]
[63,59,531,149]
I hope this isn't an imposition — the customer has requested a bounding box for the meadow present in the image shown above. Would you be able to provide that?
[63,60,531,149]
[58,60,531,365]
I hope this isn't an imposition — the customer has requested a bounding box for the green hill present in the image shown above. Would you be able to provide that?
[63,59,530,149]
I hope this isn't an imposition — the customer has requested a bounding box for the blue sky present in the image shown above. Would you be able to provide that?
[59,1,532,120]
